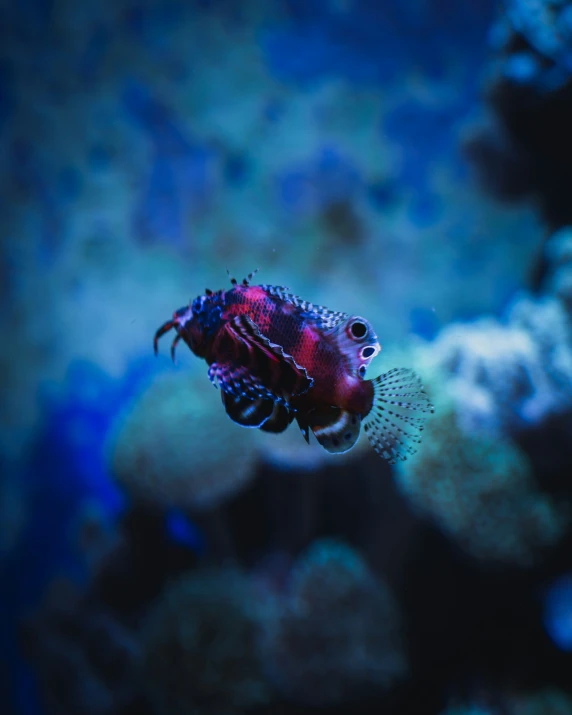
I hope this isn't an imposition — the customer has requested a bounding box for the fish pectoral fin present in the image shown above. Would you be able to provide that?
[208,315,313,430]
[221,390,275,428]
[363,367,434,464]
[209,360,296,430]
[303,407,362,454]
[225,315,313,398]
[259,402,295,433]
[209,362,279,402]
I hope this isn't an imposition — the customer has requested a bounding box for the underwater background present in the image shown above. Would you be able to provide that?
[2,0,572,713]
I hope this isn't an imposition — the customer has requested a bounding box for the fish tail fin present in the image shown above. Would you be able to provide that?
[363,367,434,464]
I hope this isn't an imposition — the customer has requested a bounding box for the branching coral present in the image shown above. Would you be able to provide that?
[140,569,272,715]
[394,401,568,565]
[108,370,261,510]
[544,226,572,309]
[259,538,406,707]
[422,294,572,436]
[502,0,572,75]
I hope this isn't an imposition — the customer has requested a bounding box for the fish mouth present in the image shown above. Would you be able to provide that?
[153,306,194,360]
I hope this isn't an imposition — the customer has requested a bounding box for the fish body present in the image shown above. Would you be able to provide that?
[154,273,434,463]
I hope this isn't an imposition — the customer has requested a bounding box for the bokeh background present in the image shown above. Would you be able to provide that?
[2,0,572,713]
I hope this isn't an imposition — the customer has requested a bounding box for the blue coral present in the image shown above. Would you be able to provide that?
[259,539,406,707]
[542,573,572,651]
[140,569,272,715]
[123,80,216,247]
[276,145,361,218]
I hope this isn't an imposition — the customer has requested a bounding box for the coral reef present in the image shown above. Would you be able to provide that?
[421,293,572,436]
[109,370,261,511]
[140,569,272,715]
[465,0,572,229]
[20,505,197,715]
[259,539,406,707]
[21,578,141,715]
[542,226,572,309]
[394,401,568,565]
[0,0,541,465]
[5,1,572,714]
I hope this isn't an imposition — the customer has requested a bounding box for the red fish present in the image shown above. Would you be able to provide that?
[154,271,434,463]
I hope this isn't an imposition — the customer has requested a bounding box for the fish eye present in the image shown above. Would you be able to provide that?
[349,320,367,339]
[361,346,376,359]
[191,296,204,315]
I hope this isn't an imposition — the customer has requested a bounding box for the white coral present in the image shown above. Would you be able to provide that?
[422,294,572,436]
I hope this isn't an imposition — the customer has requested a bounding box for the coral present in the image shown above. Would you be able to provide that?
[261,0,493,85]
[394,401,568,565]
[502,1,572,75]
[0,0,542,469]
[108,370,262,511]
[140,569,271,715]
[422,293,572,436]
[542,573,572,651]
[469,0,572,226]
[543,226,572,309]
[442,689,572,715]
[507,688,572,715]
[259,539,406,707]
[20,504,197,715]
[21,578,141,715]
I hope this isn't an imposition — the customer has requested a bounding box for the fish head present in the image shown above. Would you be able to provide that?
[170,291,224,357]
[329,315,381,378]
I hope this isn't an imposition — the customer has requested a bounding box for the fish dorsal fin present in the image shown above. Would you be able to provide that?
[260,285,349,330]
[363,367,434,464]
[298,407,361,454]
[325,315,381,378]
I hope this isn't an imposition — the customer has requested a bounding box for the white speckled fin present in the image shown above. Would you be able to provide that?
[363,368,434,464]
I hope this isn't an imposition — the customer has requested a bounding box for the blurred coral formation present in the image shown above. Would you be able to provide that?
[260,539,406,706]
[140,569,272,715]
[109,371,262,510]
[3,1,572,715]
